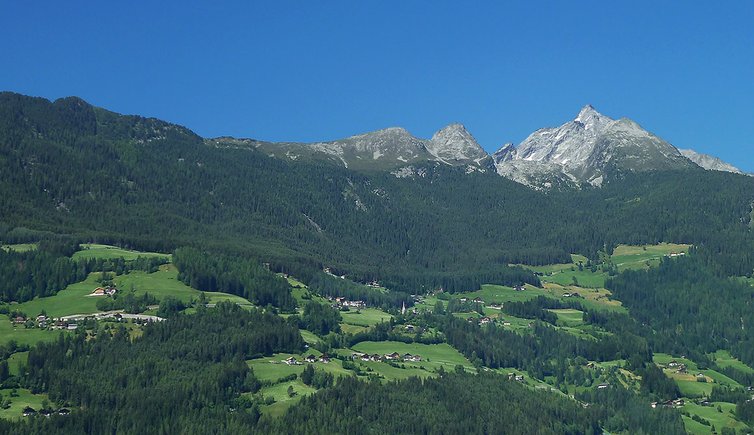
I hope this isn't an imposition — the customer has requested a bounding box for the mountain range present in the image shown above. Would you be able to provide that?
[210,104,744,189]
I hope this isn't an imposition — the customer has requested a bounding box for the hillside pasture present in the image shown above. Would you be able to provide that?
[7,351,29,376]
[73,244,170,261]
[0,388,50,420]
[682,402,748,435]
[339,308,392,327]
[13,264,253,320]
[0,243,37,253]
[350,341,474,375]
[14,273,102,318]
[0,316,66,347]
[611,243,691,271]
[548,309,584,327]
[711,349,754,374]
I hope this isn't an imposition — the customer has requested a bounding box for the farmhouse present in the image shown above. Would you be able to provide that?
[384,352,401,361]
[403,353,422,362]
[319,354,331,363]
[305,354,317,363]
[22,407,36,417]
[479,317,492,325]
[507,373,524,382]
[283,357,300,365]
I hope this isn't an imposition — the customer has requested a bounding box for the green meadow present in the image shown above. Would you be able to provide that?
[0,244,37,253]
[73,244,170,261]
[682,402,748,435]
[0,388,49,420]
[0,315,68,347]
[340,308,392,327]
[12,264,252,319]
[7,351,29,376]
[710,350,754,374]
[654,353,743,398]
[548,308,584,327]
[611,243,691,271]
[350,341,474,374]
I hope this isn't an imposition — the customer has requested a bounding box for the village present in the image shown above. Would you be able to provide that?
[280,351,423,366]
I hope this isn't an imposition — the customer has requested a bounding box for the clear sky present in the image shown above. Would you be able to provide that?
[2,1,753,171]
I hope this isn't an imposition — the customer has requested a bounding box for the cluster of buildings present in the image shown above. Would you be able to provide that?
[11,314,78,331]
[283,354,331,365]
[651,399,685,409]
[458,297,485,304]
[467,316,494,325]
[328,296,366,310]
[23,407,70,417]
[665,360,688,374]
[351,352,422,363]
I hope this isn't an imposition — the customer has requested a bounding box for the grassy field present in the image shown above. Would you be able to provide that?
[548,309,584,327]
[611,243,691,271]
[450,283,623,314]
[73,244,170,261]
[544,269,608,288]
[13,264,252,319]
[350,341,474,374]
[340,308,392,327]
[654,353,743,398]
[14,273,110,318]
[0,388,49,420]
[248,352,353,383]
[248,351,355,417]
[682,402,748,435]
[0,315,67,347]
[0,243,37,253]
[542,283,625,312]
[459,284,553,304]
[711,350,754,374]
[7,351,29,376]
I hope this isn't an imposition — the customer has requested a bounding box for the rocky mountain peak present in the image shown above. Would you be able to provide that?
[494,105,694,189]
[574,104,611,131]
[427,123,488,163]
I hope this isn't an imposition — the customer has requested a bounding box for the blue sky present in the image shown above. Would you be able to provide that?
[2,1,753,171]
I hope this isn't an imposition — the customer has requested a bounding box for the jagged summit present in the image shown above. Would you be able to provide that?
[494,105,694,188]
[574,104,608,129]
[212,122,493,172]
[208,103,743,188]
[428,123,489,164]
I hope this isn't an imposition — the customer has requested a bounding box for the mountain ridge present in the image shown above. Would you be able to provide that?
[1,91,745,187]
[210,103,744,188]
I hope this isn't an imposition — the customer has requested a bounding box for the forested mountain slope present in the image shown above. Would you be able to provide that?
[1,92,753,285]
